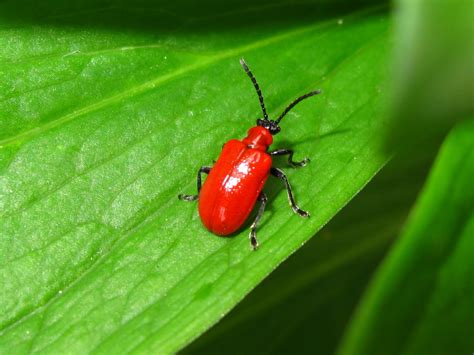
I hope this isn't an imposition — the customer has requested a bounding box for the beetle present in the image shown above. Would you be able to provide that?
[178,58,320,250]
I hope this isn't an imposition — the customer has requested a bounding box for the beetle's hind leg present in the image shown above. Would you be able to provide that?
[271,167,309,217]
[269,149,309,168]
[249,192,268,250]
[178,166,211,201]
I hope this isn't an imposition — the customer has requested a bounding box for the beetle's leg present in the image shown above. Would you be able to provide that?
[270,167,309,218]
[178,166,211,201]
[249,192,268,250]
[269,149,310,168]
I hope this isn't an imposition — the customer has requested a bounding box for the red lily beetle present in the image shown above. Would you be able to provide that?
[179,58,321,249]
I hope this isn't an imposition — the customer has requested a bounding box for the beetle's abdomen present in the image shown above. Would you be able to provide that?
[198,139,272,236]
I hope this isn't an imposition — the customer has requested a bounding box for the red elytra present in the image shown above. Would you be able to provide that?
[179,59,321,250]
[198,126,273,236]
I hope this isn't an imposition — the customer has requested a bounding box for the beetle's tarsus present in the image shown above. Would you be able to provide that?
[299,157,310,167]
[250,233,259,250]
[290,157,310,168]
[292,205,310,218]
[178,194,198,201]
[269,149,310,168]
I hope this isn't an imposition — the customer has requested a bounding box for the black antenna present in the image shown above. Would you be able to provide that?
[275,90,321,124]
[240,58,269,120]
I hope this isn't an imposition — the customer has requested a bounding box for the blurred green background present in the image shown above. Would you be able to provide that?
[0,0,472,354]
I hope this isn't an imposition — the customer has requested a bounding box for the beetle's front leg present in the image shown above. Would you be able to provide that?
[271,167,309,217]
[269,149,309,168]
[178,166,211,201]
[249,192,268,250]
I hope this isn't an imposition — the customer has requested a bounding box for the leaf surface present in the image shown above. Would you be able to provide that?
[0,2,392,353]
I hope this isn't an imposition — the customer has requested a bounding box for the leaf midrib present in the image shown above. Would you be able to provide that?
[0,23,317,147]
[0,5,385,148]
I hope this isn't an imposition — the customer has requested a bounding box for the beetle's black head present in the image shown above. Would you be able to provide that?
[257,119,281,135]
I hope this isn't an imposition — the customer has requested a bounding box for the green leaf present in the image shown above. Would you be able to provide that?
[0,2,392,353]
[339,119,474,355]
[387,0,474,148]
[184,151,435,355]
